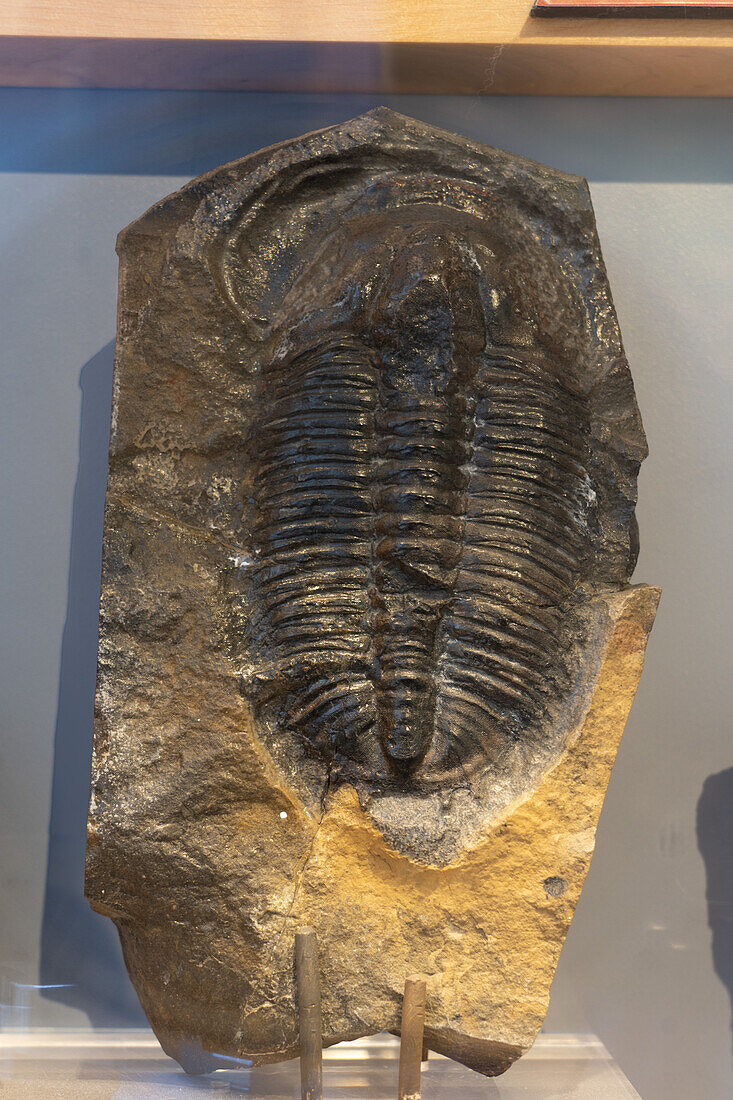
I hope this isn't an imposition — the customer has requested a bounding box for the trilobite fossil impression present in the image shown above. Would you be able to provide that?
[87,110,659,1076]
[213,113,645,854]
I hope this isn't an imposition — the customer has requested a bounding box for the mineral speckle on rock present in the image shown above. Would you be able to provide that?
[86,109,659,1076]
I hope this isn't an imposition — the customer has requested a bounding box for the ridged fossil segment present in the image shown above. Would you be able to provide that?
[247,300,592,787]
[86,110,658,1077]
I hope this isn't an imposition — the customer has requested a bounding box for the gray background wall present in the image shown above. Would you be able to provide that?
[1,90,731,1100]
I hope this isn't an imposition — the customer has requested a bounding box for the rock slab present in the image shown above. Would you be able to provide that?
[86,109,659,1075]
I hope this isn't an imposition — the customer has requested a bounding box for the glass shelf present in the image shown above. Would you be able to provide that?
[0,1030,642,1098]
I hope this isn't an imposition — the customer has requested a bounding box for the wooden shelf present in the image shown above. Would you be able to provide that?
[0,0,731,94]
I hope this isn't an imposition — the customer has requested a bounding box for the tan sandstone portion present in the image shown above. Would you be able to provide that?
[116,581,657,1076]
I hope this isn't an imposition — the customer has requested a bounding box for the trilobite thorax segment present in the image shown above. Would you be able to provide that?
[241,223,593,786]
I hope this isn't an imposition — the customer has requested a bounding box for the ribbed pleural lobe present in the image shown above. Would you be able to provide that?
[246,236,591,784]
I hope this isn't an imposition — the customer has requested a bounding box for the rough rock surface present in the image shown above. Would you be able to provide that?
[86,110,659,1076]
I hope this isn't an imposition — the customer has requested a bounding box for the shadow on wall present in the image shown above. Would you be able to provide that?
[698,768,733,1062]
[39,341,146,1026]
[1,89,733,182]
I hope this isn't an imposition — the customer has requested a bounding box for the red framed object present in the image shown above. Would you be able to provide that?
[533,0,733,14]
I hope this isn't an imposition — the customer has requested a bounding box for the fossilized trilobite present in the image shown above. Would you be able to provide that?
[205,113,645,851]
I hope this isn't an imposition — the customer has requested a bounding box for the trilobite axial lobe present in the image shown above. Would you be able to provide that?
[245,228,591,786]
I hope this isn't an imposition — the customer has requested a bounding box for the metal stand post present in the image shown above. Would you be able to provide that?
[295,927,323,1100]
[398,976,426,1100]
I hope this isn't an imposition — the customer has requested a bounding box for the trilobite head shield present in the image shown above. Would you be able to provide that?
[198,110,645,851]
